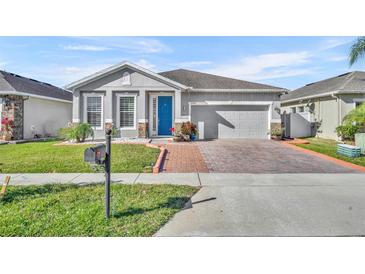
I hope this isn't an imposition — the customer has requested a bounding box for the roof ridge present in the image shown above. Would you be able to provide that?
[337,71,357,91]
[160,68,285,90]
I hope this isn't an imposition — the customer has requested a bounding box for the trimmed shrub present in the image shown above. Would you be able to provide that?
[58,123,94,143]
[336,124,360,141]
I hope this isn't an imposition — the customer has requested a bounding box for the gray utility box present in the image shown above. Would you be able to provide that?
[355,133,365,155]
[84,144,106,165]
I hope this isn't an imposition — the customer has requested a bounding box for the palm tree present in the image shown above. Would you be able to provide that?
[349,37,365,66]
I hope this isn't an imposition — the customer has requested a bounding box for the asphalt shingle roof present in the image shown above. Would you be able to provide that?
[0,70,72,101]
[159,69,285,90]
[281,71,365,102]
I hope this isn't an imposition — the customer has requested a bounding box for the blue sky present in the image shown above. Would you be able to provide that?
[0,36,364,89]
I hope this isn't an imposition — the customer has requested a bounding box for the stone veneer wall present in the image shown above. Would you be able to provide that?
[138,122,148,138]
[0,95,24,140]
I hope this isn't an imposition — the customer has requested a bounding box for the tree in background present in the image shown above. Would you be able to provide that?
[349,37,365,66]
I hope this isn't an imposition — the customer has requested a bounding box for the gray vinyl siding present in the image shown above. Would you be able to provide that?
[281,94,365,140]
[181,91,280,120]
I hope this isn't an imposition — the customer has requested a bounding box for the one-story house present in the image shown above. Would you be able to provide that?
[0,70,72,140]
[65,61,286,140]
[281,71,365,140]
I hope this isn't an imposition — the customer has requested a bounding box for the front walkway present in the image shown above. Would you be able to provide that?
[161,143,209,173]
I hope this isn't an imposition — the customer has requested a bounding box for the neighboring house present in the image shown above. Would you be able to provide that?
[281,71,365,140]
[66,61,286,140]
[0,70,72,140]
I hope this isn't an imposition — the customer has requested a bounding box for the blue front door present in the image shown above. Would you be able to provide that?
[158,96,173,135]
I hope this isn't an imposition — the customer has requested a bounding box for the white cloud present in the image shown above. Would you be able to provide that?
[319,38,352,51]
[19,63,114,87]
[177,60,212,68]
[205,51,313,81]
[72,37,172,54]
[62,45,111,51]
[135,59,156,70]
[327,55,348,62]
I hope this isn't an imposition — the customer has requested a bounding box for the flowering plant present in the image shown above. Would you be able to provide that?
[1,117,14,136]
[169,127,175,134]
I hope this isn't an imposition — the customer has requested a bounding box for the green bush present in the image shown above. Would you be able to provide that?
[335,124,360,141]
[58,123,94,142]
[271,127,283,137]
[343,102,365,132]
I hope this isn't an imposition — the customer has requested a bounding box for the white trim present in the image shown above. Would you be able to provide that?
[83,93,104,130]
[138,119,149,123]
[72,118,80,123]
[149,95,158,136]
[65,61,188,90]
[0,91,72,104]
[105,119,113,123]
[190,101,272,106]
[271,118,281,123]
[149,93,174,137]
[116,94,137,130]
[281,91,335,104]
[175,117,190,123]
[190,88,286,93]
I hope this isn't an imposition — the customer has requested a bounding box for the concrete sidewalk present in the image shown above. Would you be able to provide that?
[156,173,365,236]
[1,172,365,187]
[3,172,365,236]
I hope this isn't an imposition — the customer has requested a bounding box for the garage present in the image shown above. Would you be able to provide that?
[191,104,270,139]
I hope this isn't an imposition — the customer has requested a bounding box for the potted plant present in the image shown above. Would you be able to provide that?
[1,117,14,141]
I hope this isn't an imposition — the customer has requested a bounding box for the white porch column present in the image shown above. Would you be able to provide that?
[105,88,113,125]
[137,89,148,137]
[174,89,182,121]
[72,89,80,123]
[137,89,147,121]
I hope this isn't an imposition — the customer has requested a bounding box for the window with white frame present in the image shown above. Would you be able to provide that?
[85,95,103,129]
[298,106,304,113]
[290,107,296,113]
[119,96,136,129]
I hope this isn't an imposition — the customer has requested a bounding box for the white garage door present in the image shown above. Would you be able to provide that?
[191,105,269,139]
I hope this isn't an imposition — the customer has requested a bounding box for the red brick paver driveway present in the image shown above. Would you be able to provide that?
[196,139,361,173]
[162,143,209,173]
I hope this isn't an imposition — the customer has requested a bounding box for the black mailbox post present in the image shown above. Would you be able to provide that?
[83,129,112,219]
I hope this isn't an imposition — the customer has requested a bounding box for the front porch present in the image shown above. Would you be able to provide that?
[68,62,190,140]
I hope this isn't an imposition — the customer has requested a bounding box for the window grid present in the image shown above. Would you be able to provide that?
[86,96,102,128]
[120,96,135,128]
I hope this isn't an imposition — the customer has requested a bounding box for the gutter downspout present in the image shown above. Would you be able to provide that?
[331,93,342,127]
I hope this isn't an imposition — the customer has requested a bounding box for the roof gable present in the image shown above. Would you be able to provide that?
[65,61,188,90]
[281,71,365,102]
[0,70,72,102]
[159,69,285,91]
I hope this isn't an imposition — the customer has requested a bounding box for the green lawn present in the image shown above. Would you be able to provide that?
[0,141,160,173]
[0,183,198,236]
[297,137,365,167]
